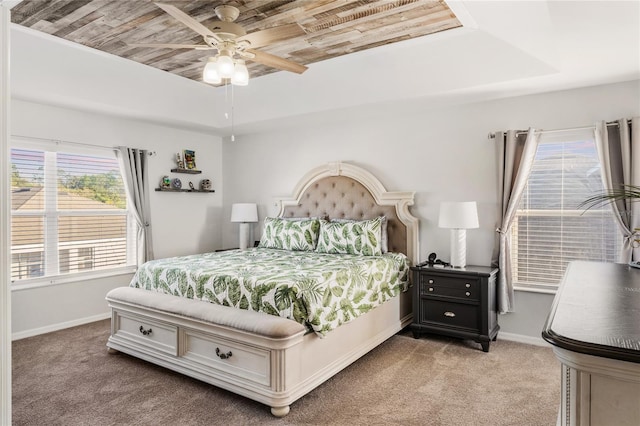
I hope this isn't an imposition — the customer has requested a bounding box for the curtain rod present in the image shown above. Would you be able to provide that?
[487,119,632,139]
[11,134,156,155]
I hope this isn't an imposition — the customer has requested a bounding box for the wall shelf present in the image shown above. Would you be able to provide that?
[161,166,211,192]
[171,168,201,174]
[156,188,214,193]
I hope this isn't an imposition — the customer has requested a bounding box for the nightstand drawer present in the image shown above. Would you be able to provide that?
[420,299,479,330]
[420,275,479,292]
[420,285,478,300]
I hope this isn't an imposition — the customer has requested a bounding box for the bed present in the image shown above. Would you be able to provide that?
[106,161,419,416]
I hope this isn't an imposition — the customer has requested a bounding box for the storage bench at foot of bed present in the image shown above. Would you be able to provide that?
[106,286,411,417]
[106,287,307,417]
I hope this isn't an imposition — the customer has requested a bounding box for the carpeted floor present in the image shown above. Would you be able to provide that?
[12,320,560,425]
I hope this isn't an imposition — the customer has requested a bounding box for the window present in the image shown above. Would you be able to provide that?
[10,141,137,284]
[510,129,622,291]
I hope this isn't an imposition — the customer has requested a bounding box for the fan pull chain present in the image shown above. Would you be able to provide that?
[231,83,235,142]
[220,80,235,141]
[224,81,229,120]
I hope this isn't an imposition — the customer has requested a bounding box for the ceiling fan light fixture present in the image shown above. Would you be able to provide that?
[231,60,249,86]
[216,53,235,78]
[203,57,222,84]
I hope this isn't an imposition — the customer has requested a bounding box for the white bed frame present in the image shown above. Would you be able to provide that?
[106,161,419,417]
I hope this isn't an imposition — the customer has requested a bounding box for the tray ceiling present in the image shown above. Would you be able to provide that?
[10,0,462,83]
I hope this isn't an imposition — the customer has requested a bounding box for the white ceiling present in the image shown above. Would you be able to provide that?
[8,1,640,136]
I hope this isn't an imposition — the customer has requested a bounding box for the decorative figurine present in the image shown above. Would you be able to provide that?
[176,152,185,169]
[188,181,194,190]
[160,175,171,188]
[184,149,196,169]
[200,179,212,190]
[171,178,182,189]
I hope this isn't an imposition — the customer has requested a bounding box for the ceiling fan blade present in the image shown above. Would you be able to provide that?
[129,43,214,50]
[237,24,305,49]
[247,49,308,74]
[155,3,221,42]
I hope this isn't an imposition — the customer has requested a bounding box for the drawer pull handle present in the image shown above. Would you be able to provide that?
[465,283,470,288]
[428,279,434,284]
[216,347,233,360]
[444,311,456,318]
[428,287,434,292]
[139,326,152,336]
[466,292,471,297]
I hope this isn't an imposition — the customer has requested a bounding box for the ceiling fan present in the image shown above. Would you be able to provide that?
[130,3,308,85]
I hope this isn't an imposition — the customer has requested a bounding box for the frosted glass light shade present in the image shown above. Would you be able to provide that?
[203,58,221,84]
[231,203,258,223]
[231,60,249,86]
[438,201,479,229]
[217,54,235,78]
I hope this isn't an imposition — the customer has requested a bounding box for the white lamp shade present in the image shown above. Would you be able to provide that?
[231,203,258,223]
[231,60,249,86]
[438,201,479,229]
[203,58,221,84]
[217,54,235,78]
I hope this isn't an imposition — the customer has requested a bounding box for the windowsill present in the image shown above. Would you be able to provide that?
[11,266,137,292]
[513,284,558,295]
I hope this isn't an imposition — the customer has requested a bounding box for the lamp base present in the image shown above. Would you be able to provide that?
[450,229,467,268]
[238,223,251,250]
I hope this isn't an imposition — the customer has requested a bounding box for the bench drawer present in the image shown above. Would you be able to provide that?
[113,311,178,356]
[182,329,271,387]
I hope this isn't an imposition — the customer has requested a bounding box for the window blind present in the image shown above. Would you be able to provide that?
[10,146,135,283]
[511,130,622,289]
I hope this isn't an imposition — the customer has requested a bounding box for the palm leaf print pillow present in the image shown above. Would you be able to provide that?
[316,217,383,256]
[258,217,320,251]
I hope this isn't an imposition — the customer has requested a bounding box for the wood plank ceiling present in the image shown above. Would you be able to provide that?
[11,0,462,84]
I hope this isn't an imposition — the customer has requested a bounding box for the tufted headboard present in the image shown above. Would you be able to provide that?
[277,162,419,264]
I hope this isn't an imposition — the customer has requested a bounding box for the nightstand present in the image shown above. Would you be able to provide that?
[410,265,499,352]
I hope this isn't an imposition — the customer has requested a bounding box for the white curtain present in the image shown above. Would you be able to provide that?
[594,117,640,262]
[116,147,154,263]
[491,128,540,313]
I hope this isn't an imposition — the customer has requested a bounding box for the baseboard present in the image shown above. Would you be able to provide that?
[12,312,111,341]
[499,331,550,347]
[11,313,552,348]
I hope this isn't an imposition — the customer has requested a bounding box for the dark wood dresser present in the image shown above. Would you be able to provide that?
[410,265,499,352]
[542,261,640,426]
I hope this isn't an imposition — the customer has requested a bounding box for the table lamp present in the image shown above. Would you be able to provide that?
[231,203,258,250]
[438,201,479,268]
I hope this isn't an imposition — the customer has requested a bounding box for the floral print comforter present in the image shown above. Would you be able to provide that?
[129,247,409,337]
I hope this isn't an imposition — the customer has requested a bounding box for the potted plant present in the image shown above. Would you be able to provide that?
[579,184,640,248]
[578,184,640,211]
